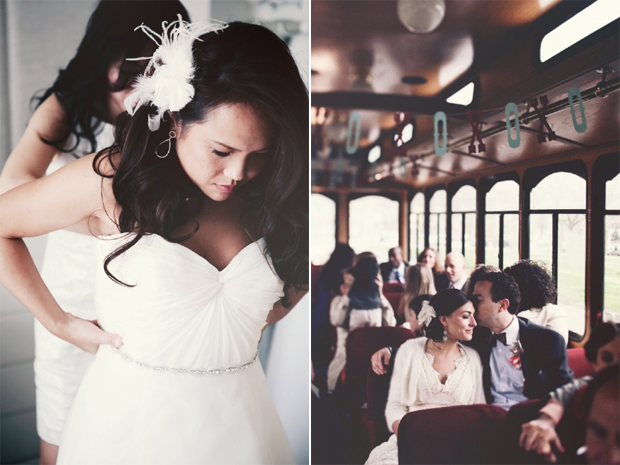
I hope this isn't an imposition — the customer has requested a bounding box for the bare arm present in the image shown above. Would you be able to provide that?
[265,285,308,327]
[0,154,122,353]
[0,94,67,194]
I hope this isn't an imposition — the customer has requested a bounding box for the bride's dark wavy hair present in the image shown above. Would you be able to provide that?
[35,0,189,153]
[94,22,309,303]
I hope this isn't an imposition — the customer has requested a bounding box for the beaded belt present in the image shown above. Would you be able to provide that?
[101,344,259,376]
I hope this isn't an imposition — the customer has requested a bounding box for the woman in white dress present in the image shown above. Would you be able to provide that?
[0,17,307,465]
[366,289,486,465]
[0,2,189,463]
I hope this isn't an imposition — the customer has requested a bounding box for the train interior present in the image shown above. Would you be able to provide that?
[310,0,619,463]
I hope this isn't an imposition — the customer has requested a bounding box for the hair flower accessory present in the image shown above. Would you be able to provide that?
[418,300,436,327]
[124,15,228,131]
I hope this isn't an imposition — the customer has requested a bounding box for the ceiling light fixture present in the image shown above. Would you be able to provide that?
[397,0,446,34]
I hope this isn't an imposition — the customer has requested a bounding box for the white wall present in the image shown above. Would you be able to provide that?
[0,1,309,463]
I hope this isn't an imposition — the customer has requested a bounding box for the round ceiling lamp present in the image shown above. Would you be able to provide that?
[397,0,446,33]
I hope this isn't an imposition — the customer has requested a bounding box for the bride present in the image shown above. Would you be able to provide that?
[0,18,307,464]
[365,289,485,465]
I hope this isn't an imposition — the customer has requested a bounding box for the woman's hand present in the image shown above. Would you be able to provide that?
[371,347,392,375]
[56,312,123,354]
[392,419,401,437]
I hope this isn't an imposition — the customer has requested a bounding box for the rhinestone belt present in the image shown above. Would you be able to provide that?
[101,344,259,376]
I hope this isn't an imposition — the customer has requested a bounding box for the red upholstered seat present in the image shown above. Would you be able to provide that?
[345,326,415,391]
[383,292,403,315]
[567,347,594,378]
[339,327,414,448]
[383,282,404,293]
[397,404,510,464]
[366,367,394,447]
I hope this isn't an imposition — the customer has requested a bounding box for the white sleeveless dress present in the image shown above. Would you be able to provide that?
[35,123,114,445]
[56,233,294,464]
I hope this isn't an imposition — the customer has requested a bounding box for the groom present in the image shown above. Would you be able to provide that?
[468,269,573,407]
[370,269,573,409]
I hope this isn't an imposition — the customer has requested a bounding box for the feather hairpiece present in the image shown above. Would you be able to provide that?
[124,15,228,131]
[417,300,437,328]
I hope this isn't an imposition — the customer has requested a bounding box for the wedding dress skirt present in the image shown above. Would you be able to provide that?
[56,233,294,464]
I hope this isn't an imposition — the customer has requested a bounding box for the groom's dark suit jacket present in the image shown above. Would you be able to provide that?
[468,317,573,403]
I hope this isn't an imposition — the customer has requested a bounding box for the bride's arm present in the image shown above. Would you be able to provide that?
[264,286,308,327]
[0,153,122,353]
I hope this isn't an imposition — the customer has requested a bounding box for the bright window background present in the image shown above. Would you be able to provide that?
[429,190,447,264]
[311,193,336,265]
[604,173,620,322]
[409,192,425,261]
[531,172,586,335]
[451,185,476,270]
[349,195,399,261]
[485,180,519,270]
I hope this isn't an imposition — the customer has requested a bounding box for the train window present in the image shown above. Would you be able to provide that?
[604,173,620,323]
[451,185,476,270]
[539,0,620,63]
[530,172,586,335]
[311,193,336,265]
[429,190,447,260]
[410,192,425,261]
[485,180,519,270]
[446,82,475,106]
[349,195,399,260]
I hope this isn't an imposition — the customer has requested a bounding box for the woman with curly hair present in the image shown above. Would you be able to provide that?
[0,17,307,464]
[504,260,568,344]
[0,3,190,463]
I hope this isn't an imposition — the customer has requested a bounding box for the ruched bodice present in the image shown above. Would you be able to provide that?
[57,232,293,464]
[95,233,284,370]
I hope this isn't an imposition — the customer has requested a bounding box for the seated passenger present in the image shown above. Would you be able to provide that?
[326,256,396,392]
[504,260,568,344]
[371,294,431,376]
[396,264,436,323]
[365,289,485,465]
[470,270,573,409]
[519,322,620,463]
[582,365,619,465]
[312,244,356,370]
[444,252,470,291]
[418,247,449,291]
[379,247,408,284]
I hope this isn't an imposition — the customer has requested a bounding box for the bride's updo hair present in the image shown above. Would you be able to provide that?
[425,289,471,342]
[95,22,308,300]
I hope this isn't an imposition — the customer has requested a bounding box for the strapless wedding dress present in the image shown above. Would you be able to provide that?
[56,233,294,464]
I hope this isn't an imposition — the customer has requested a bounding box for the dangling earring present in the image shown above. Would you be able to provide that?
[442,327,448,342]
[156,131,176,158]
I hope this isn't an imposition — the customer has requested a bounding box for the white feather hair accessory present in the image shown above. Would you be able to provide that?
[124,14,228,131]
[417,300,437,328]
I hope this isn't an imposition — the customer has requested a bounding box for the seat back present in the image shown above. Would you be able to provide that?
[398,404,510,464]
[567,347,594,378]
[383,282,404,293]
[345,327,414,391]
[384,292,403,316]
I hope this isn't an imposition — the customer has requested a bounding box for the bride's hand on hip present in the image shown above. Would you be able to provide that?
[57,312,123,354]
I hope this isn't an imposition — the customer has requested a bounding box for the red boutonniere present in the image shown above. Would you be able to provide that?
[509,341,524,370]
